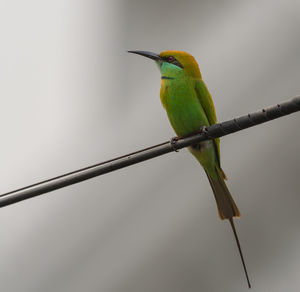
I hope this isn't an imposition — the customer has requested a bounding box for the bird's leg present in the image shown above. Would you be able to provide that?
[170,136,180,152]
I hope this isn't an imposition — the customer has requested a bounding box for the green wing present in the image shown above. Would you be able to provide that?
[195,79,221,167]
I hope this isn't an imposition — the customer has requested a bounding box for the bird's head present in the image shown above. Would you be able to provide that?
[128,50,202,80]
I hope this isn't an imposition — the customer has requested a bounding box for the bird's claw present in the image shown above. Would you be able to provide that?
[199,126,212,138]
[199,126,207,135]
[170,136,179,152]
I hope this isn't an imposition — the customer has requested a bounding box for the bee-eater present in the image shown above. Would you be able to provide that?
[128,50,251,288]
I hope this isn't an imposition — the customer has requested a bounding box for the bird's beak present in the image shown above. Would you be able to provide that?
[128,50,162,62]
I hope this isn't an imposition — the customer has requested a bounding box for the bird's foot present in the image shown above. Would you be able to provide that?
[190,126,209,151]
[170,136,180,152]
[198,126,214,139]
[198,126,208,135]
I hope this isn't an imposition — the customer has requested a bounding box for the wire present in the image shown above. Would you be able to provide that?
[0,96,299,208]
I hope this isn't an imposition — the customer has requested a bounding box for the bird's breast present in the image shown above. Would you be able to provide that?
[160,79,208,137]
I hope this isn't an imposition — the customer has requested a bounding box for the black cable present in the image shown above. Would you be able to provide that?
[0,96,299,208]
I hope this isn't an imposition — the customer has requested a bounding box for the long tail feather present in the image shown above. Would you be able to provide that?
[206,167,250,287]
[205,167,240,219]
[229,218,251,288]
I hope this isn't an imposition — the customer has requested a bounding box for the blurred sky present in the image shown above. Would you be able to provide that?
[0,0,300,291]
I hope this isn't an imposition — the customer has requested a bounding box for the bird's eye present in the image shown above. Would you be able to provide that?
[168,56,175,62]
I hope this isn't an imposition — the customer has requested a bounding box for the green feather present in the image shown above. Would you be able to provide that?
[195,79,221,168]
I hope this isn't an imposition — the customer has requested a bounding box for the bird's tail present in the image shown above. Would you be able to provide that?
[205,166,240,219]
[206,167,251,288]
[229,217,251,288]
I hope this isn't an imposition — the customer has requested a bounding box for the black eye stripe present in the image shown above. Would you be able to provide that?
[163,56,184,68]
[163,56,175,62]
[173,60,183,68]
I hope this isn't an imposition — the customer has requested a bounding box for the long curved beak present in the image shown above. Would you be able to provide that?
[128,50,162,62]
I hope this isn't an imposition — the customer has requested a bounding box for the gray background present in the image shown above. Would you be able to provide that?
[0,0,300,291]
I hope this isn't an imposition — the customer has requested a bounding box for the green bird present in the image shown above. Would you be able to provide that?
[129,50,251,288]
